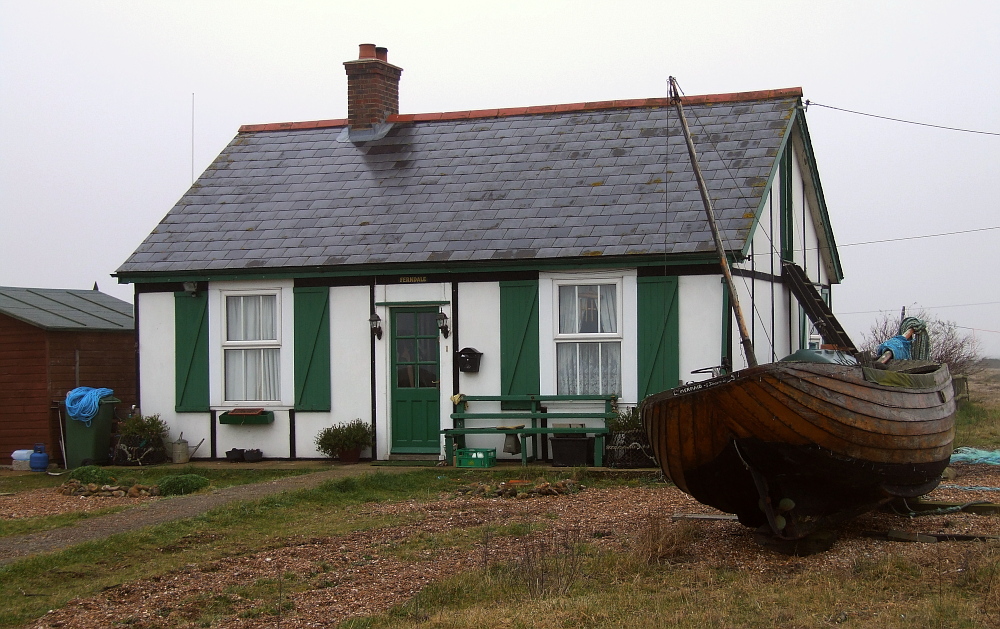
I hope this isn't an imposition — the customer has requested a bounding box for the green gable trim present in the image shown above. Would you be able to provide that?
[116,253,724,286]
[780,147,794,261]
[499,280,540,409]
[637,276,679,399]
[293,286,331,411]
[174,291,209,412]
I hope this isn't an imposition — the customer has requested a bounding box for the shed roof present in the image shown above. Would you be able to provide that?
[0,287,134,331]
[117,89,812,278]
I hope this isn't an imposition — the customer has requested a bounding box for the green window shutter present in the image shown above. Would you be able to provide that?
[637,276,679,400]
[500,280,539,408]
[174,292,209,412]
[293,286,331,411]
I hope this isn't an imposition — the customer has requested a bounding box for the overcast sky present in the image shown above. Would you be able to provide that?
[2,1,998,357]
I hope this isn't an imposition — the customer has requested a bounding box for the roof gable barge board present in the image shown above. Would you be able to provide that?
[118,91,803,280]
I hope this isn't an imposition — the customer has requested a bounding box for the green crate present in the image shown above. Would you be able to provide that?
[456,447,496,468]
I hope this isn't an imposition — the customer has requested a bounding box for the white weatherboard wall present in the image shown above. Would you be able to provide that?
[138,291,213,450]
[455,282,500,399]
[678,275,724,384]
[293,285,373,460]
[452,281,508,455]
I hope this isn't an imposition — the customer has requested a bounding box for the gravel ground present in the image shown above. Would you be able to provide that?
[5,370,1000,627]
[2,464,998,628]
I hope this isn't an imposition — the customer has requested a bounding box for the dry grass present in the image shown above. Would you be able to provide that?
[633,515,701,565]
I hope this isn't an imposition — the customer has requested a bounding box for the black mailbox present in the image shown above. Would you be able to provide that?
[457,347,483,373]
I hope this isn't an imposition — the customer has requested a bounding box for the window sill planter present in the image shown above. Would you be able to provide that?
[219,409,274,425]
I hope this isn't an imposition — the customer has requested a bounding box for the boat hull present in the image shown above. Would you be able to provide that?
[641,360,956,538]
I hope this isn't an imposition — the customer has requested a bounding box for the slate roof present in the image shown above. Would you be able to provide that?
[117,90,803,277]
[0,287,134,331]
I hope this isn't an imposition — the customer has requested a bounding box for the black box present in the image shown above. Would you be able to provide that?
[549,436,594,467]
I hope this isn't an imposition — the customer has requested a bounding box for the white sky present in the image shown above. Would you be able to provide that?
[2,0,998,357]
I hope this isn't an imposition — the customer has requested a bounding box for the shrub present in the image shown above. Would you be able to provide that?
[315,419,374,457]
[861,309,983,375]
[68,465,116,485]
[113,413,169,466]
[158,474,210,496]
[607,405,641,432]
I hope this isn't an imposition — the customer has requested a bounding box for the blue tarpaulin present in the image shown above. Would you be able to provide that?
[875,335,912,360]
[65,387,114,427]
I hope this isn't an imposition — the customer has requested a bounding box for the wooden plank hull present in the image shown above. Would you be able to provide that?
[641,359,956,539]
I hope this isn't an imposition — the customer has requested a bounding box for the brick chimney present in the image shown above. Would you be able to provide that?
[344,44,402,130]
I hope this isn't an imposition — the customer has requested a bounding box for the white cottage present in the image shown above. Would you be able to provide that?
[115,44,844,462]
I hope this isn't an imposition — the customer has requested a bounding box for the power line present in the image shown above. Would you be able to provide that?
[801,225,1000,253]
[806,101,1000,137]
[838,300,1000,316]
[955,325,1000,336]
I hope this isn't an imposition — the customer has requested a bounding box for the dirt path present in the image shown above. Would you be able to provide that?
[0,464,412,566]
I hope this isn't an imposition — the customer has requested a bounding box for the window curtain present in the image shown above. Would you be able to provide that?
[557,342,621,396]
[555,283,620,395]
[227,295,277,341]
[225,294,279,401]
[599,284,617,333]
[225,348,280,401]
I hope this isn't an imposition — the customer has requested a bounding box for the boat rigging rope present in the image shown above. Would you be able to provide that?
[893,499,992,517]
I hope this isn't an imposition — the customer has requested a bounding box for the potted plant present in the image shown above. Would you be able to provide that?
[315,419,374,463]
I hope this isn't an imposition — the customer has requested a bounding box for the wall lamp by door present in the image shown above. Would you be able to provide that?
[436,311,450,338]
[369,312,383,340]
[182,281,199,297]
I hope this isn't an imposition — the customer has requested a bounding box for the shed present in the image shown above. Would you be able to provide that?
[0,286,136,465]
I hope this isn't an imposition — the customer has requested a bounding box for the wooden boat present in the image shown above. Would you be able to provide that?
[641,79,956,541]
[642,352,955,539]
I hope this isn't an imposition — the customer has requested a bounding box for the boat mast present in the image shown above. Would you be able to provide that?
[669,77,757,368]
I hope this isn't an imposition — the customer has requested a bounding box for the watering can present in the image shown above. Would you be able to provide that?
[171,432,204,464]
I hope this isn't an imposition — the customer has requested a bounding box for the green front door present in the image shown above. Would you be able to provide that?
[390,309,441,453]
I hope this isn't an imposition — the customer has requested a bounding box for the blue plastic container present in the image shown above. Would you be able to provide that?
[29,443,49,472]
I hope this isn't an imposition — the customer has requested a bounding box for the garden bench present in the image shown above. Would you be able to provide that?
[442,394,616,466]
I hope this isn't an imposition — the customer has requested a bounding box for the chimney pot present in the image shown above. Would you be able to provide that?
[344,43,402,130]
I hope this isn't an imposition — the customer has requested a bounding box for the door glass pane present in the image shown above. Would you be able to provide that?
[417,312,437,336]
[396,338,416,364]
[397,365,416,388]
[418,339,436,362]
[396,312,415,336]
[418,364,439,388]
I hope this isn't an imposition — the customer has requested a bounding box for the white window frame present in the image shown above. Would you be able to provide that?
[539,270,637,403]
[208,280,294,409]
